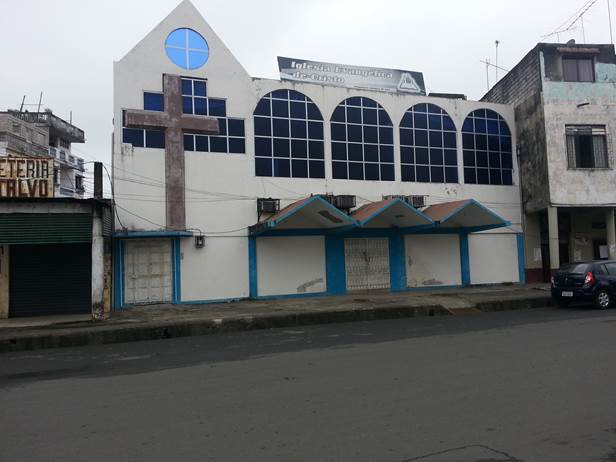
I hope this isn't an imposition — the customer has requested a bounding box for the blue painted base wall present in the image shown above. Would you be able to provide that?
[113,229,521,308]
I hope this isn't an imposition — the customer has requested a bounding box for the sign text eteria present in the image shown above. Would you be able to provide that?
[277,57,426,95]
[0,157,54,198]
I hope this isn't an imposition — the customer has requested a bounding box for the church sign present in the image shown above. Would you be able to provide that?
[278,56,426,95]
[0,157,54,198]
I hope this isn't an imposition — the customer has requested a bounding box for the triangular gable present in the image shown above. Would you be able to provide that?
[115,0,251,82]
[250,196,356,234]
[423,199,510,230]
[352,198,433,229]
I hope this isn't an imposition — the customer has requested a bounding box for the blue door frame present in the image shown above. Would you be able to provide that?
[113,235,182,310]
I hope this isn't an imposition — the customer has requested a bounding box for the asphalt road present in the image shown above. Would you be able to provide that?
[2,305,616,462]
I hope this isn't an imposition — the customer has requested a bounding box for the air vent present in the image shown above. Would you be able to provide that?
[257,198,280,214]
[382,195,426,208]
[409,195,426,208]
[333,195,356,211]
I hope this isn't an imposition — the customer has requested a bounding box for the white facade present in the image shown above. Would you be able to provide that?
[112,1,524,307]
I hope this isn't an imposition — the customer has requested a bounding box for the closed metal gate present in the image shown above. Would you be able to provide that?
[9,244,92,317]
[344,238,390,291]
[124,239,173,304]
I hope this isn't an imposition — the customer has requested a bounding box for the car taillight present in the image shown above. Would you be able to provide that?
[584,271,595,286]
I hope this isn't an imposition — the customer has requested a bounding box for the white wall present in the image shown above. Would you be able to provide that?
[469,233,519,284]
[256,236,326,296]
[180,234,249,301]
[405,234,461,287]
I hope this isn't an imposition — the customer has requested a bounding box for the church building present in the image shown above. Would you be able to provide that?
[112,0,524,308]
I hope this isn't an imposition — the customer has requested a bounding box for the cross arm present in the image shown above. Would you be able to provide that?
[124,109,172,129]
[180,115,219,135]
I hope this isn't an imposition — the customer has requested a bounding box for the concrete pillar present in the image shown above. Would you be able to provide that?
[91,207,105,320]
[0,245,9,319]
[607,208,616,260]
[547,206,560,271]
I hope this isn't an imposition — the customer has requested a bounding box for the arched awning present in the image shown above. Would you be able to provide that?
[351,198,434,230]
[423,199,510,231]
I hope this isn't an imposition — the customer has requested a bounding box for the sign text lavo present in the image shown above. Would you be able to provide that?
[0,157,54,198]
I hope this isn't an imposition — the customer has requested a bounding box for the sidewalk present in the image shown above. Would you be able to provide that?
[0,284,552,352]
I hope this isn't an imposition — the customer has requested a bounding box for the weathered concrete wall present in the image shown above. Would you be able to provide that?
[256,236,326,296]
[541,43,616,83]
[543,95,616,206]
[515,91,550,213]
[405,234,461,287]
[524,212,542,271]
[481,46,541,105]
[0,245,8,319]
[91,208,104,320]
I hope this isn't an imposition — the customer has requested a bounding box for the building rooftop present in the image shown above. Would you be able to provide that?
[6,110,85,143]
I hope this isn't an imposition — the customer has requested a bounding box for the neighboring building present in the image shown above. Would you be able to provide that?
[482,41,616,282]
[0,110,86,198]
[0,197,113,319]
[111,1,524,308]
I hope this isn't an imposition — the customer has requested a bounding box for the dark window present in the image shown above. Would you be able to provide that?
[145,130,165,149]
[400,104,457,184]
[566,126,608,169]
[330,97,394,181]
[604,263,616,275]
[462,109,513,185]
[563,57,594,82]
[179,78,245,154]
[253,90,325,178]
[144,92,164,111]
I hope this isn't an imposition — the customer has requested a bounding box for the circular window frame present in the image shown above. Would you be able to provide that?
[164,28,209,70]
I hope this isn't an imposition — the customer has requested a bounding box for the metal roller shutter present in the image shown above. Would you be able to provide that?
[9,244,92,317]
[0,214,92,245]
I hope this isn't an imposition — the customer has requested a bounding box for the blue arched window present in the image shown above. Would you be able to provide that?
[400,103,458,183]
[254,90,325,178]
[462,109,513,185]
[331,97,394,181]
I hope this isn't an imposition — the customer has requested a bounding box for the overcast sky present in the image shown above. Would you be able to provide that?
[1,0,614,179]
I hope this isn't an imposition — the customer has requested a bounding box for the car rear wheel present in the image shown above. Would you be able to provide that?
[595,290,611,310]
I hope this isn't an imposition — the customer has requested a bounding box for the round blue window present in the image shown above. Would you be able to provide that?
[165,28,209,70]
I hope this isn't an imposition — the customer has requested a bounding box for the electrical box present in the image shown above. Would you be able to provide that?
[195,234,205,248]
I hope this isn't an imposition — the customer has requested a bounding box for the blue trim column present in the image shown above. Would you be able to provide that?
[389,233,407,291]
[172,238,181,303]
[517,232,526,284]
[459,233,471,286]
[248,236,258,298]
[325,235,346,295]
[112,239,124,310]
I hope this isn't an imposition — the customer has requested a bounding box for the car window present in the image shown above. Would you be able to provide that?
[594,264,606,275]
[604,263,616,275]
[560,263,589,274]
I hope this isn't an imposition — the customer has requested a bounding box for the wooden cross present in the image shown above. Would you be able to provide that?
[124,74,219,230]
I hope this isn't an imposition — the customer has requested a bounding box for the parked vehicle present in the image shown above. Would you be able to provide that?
[551,261,616,309]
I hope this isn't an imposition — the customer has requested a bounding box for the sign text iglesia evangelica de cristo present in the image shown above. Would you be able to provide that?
[278,57,426,95]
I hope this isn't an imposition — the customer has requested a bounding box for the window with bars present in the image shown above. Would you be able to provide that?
[565,125,609,169]
[400,103,458,183]
[253,89,325,178]
[562,57,594,82]
[462,109,513,186]
[331,97,394,181]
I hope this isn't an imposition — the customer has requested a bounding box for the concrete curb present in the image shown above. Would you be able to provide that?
[0,295,551,353]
